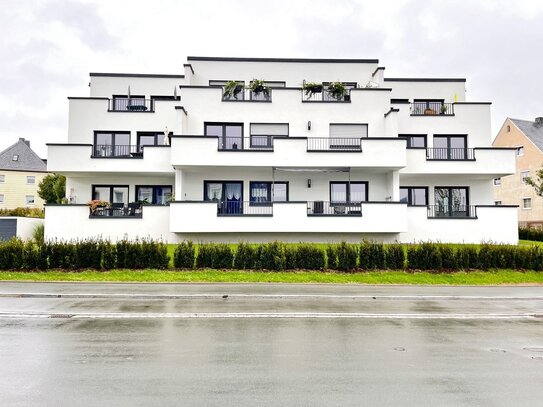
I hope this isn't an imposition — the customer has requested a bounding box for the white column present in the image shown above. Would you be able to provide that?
[175,168,183,201]
[387,170,400,201]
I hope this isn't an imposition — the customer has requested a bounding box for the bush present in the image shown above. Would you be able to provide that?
[99,241,116,270]
[212,244,233,269]
[234,242,257,269]
[32,224,45,245]
[455,245,479,270]
[359,241,385,270]
[0,238,24,269]
[385,244,405,270]
[174,241,195,269]
[0,207,44,218]
[257,242,286,271]
[326,245,338,269]
[439,245,457,271]
[519,227,543,242]
[195,243,215,269]
[334,242,358,271]
[407,242,442,270]
[284,245,298,270]
[295,244,326,270]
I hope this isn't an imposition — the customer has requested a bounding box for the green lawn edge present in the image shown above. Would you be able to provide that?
[0,269,542,285]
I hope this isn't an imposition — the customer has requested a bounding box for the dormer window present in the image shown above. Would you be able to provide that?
[12,155,18,161]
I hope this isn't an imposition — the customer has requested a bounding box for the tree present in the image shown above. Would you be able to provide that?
[38,174,66,203]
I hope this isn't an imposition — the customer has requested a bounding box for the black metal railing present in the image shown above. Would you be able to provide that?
[302,89,351,102]
[307,201,362,216]
[427,205,476,218]
[89,203,142,218]
[411,102,454,116]
[92,145,143,158]
[110,98,153,112]
[426,148,474,160]
[216,201,273,216]
[307,138,362,152]
[222,88,272,102]
[217,137,274,151]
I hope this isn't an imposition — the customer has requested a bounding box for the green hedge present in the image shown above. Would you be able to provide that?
[519,227,543,242]
[0,239,542,272]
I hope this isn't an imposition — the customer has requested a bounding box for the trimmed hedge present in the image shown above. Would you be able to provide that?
[519,227,543,242]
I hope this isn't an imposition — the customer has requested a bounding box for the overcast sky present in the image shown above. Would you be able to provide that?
[1,0,542,158]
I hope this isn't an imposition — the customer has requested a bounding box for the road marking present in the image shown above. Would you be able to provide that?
[1,293,543,301]
[0,311,541,320]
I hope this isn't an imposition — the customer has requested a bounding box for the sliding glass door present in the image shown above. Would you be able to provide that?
[204,181,243,214]
[433,136,467,159]
[434,187,468,217]
[205,123,243,150]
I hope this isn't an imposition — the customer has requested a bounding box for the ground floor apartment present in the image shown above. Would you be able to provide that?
[44,167,518,244]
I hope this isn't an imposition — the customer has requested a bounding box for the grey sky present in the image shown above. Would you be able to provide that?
[1,0,542,158]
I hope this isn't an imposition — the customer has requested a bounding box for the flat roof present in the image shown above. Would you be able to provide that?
[90,73,185,78]
[384,78,466,82]
[187,56,379,64]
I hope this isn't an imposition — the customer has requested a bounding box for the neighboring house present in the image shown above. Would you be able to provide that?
[493,117,543,229]
[0,138,47,210]
[45,56,517,243]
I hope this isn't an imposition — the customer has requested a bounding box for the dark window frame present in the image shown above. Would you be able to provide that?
[249,122,289,148]
[249,181,289,205]
[432,134,468,159]
[204,122,244,150]
[400,186,429,206]
[329,181,369,204]
[399,134,427,149]
[135,185,173,205]
[136,131,172,148]
[92,184,130,203]
[203,180,244,202]
[434,186,470,207]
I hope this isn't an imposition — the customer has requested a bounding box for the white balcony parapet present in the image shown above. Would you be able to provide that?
[47,144,173,174]
[169,201,407,233]
[170,136,406,169]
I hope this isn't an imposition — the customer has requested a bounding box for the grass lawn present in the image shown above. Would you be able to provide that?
[0,269,542,285]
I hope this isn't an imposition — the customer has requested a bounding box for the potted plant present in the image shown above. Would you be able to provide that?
[223,80,243,100]
[303,81,323,98]
[327,81,347,101]
[440,103,448,115]
[248,79,270,98]
[87,199,110,214]
[424,107,437,115]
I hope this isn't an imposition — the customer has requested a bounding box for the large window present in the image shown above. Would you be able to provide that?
[205,122,244,150]
[330,182,368,203]
[136,185,172,205]
[92,185,129,205]
[249,182,288,204]
[137,131,170,149]
[434,187,469,216]
[432,135,467,159]
[400,187,428,206]
[250,123,288,148]
[399,134,427,149]
[204,181,243,214]
[94,132,131,157]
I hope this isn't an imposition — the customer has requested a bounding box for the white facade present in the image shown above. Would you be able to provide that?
[46,57,518,243]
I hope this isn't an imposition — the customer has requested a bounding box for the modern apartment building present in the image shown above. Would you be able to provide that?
[45,57,518,243]
[0,138,47,209]
[493,117,543,228]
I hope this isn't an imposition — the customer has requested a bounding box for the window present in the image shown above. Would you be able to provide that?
[12,155,18,161]
[137,131,170,149]
[399,134,427,149]
[521,171,530,183]
[330,182,368,203]
[329,124,368,139]
[92,185,129,205]
[0,195,4,204]
[432,135,468,159]
[493,178,501,186]
[507,125,511,132]
[94,131,131,157]
[249,182,288,204]
[400,187,428,206]
[495,201,502,206]
[0,175,4,183]
[434,187,469,216]
[517,146,524,156]
[205,122,243,150]
[26,176,35,185]
[136,186,172,205]
[250,123,288,148]
[112,95,146,111]
[204,181,243,214]
[523,198,532,209]
[25,195,35,206]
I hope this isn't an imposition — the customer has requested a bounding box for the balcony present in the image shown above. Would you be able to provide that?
[169,201,407,233]
[427,205,477,219]
[426,148,475,161]
[307,201,362,216]
[302,88,352,103]
[171,136,406,169]
[89,203,143,218]
[222,88,272,102]
[92,144,143,158]
[109,98,153,112]
[410,102,454,116]
[213,201,273,216]
[47,144,173,174]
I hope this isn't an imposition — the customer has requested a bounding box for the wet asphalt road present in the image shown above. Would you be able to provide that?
[1,283,543,406]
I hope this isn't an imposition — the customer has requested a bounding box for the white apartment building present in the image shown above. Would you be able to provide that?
[45,56,518,244]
